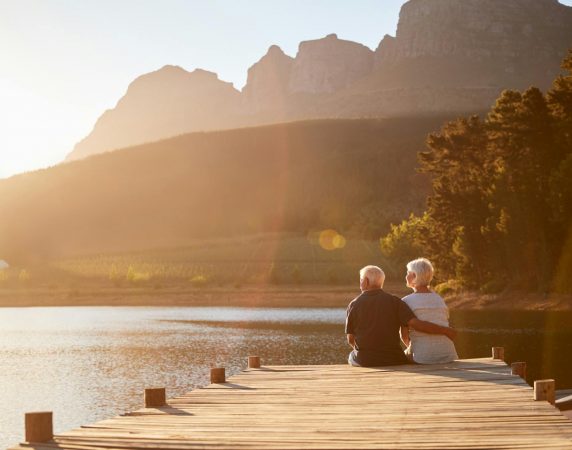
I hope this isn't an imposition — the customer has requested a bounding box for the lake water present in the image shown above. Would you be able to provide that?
[1,306,571,448]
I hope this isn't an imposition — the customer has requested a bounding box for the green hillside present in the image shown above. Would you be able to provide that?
[0,116,453,263]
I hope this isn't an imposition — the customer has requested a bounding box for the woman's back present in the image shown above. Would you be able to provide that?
[402,292,458,364]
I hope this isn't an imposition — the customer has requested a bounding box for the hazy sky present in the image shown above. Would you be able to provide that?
[1,0,572,179]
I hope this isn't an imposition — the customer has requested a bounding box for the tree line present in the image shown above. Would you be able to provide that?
[382,51,572,294]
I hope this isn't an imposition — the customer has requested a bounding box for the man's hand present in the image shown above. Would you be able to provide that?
[407,318,457,342]
[444,327,457,341]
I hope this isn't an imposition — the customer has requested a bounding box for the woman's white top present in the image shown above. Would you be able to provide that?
[402,292,458,364]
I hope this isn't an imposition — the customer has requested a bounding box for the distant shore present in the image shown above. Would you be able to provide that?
[0,283,570,310]
[443,290,572,311]
[0,285,357,308]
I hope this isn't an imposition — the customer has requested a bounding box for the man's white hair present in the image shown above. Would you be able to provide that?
[406,258,434,287]
[359,265,385,287]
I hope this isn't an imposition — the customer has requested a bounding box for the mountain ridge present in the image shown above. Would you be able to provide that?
[67,0,572,161]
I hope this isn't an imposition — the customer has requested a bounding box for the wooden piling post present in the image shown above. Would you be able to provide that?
[492,347,504,360]
[248,356,261,368]
[511,361,527,380]
[25,412,53,443]
[144,388,166,408]
[534,379,555,405]
[211,367,226,383]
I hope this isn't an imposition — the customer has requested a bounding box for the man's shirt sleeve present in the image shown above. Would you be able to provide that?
[398,298,416,326]
[345,302,355,334]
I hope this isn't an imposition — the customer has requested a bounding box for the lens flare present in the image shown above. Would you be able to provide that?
[333,234,346,249]
[318,229,346,251]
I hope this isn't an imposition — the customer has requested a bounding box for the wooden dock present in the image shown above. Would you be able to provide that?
[10,358,572,450]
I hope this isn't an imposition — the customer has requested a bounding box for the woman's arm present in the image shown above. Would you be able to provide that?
[400,326,410,347]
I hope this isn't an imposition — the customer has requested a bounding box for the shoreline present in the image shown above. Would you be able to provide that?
[0,283,571,310]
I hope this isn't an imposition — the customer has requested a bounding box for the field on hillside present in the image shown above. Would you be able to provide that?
[2,233,571,310]
[0,233,398,289]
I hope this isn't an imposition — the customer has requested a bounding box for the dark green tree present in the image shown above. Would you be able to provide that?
[419,116,493,286]
[390,49,572,293]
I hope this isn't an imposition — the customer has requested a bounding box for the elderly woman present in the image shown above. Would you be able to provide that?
[400,258,458,364]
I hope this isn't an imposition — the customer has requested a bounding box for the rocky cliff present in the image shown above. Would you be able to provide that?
[288,34,374,94]
[240,34,374,118]
[68,66,242,161]
[241,45,293,115]
[317,0,572,119]
[67,0,572,161]
[374,0,572,89]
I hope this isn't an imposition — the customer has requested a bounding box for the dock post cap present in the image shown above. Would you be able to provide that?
[248,355,261,368]
[511,361,527,380]
[534,379,555,405]
[144,387,166,408]
[211,367,226,383]
[25,411,53,443]
[492,347,505,360]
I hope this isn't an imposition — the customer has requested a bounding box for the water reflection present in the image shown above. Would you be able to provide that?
[0,307,570,449]
[451,310,572,387]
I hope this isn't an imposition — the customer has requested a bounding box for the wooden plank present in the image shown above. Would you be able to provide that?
[9,359,572,450]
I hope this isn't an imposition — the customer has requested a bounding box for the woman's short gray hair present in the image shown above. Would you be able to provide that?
[406,258,434,287]
[359,265,385,287]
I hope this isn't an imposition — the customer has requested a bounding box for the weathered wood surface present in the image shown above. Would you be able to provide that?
[10,358,572,450]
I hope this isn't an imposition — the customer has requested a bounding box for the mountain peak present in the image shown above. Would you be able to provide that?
[267,44,286,56]
[190,68,220,79]
[289,34,374,94]
[158,64,186,73]
[242,44,294,113]
[66,66,241,161]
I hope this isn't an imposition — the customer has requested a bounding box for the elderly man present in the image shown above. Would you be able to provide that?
[346,265,456,367]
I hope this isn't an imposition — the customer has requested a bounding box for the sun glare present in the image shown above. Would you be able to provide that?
[0,79,81,178]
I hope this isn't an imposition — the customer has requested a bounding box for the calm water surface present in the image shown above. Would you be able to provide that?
[1,306,571,448]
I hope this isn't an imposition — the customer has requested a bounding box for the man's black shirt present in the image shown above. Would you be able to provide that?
[345,288,415,367]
